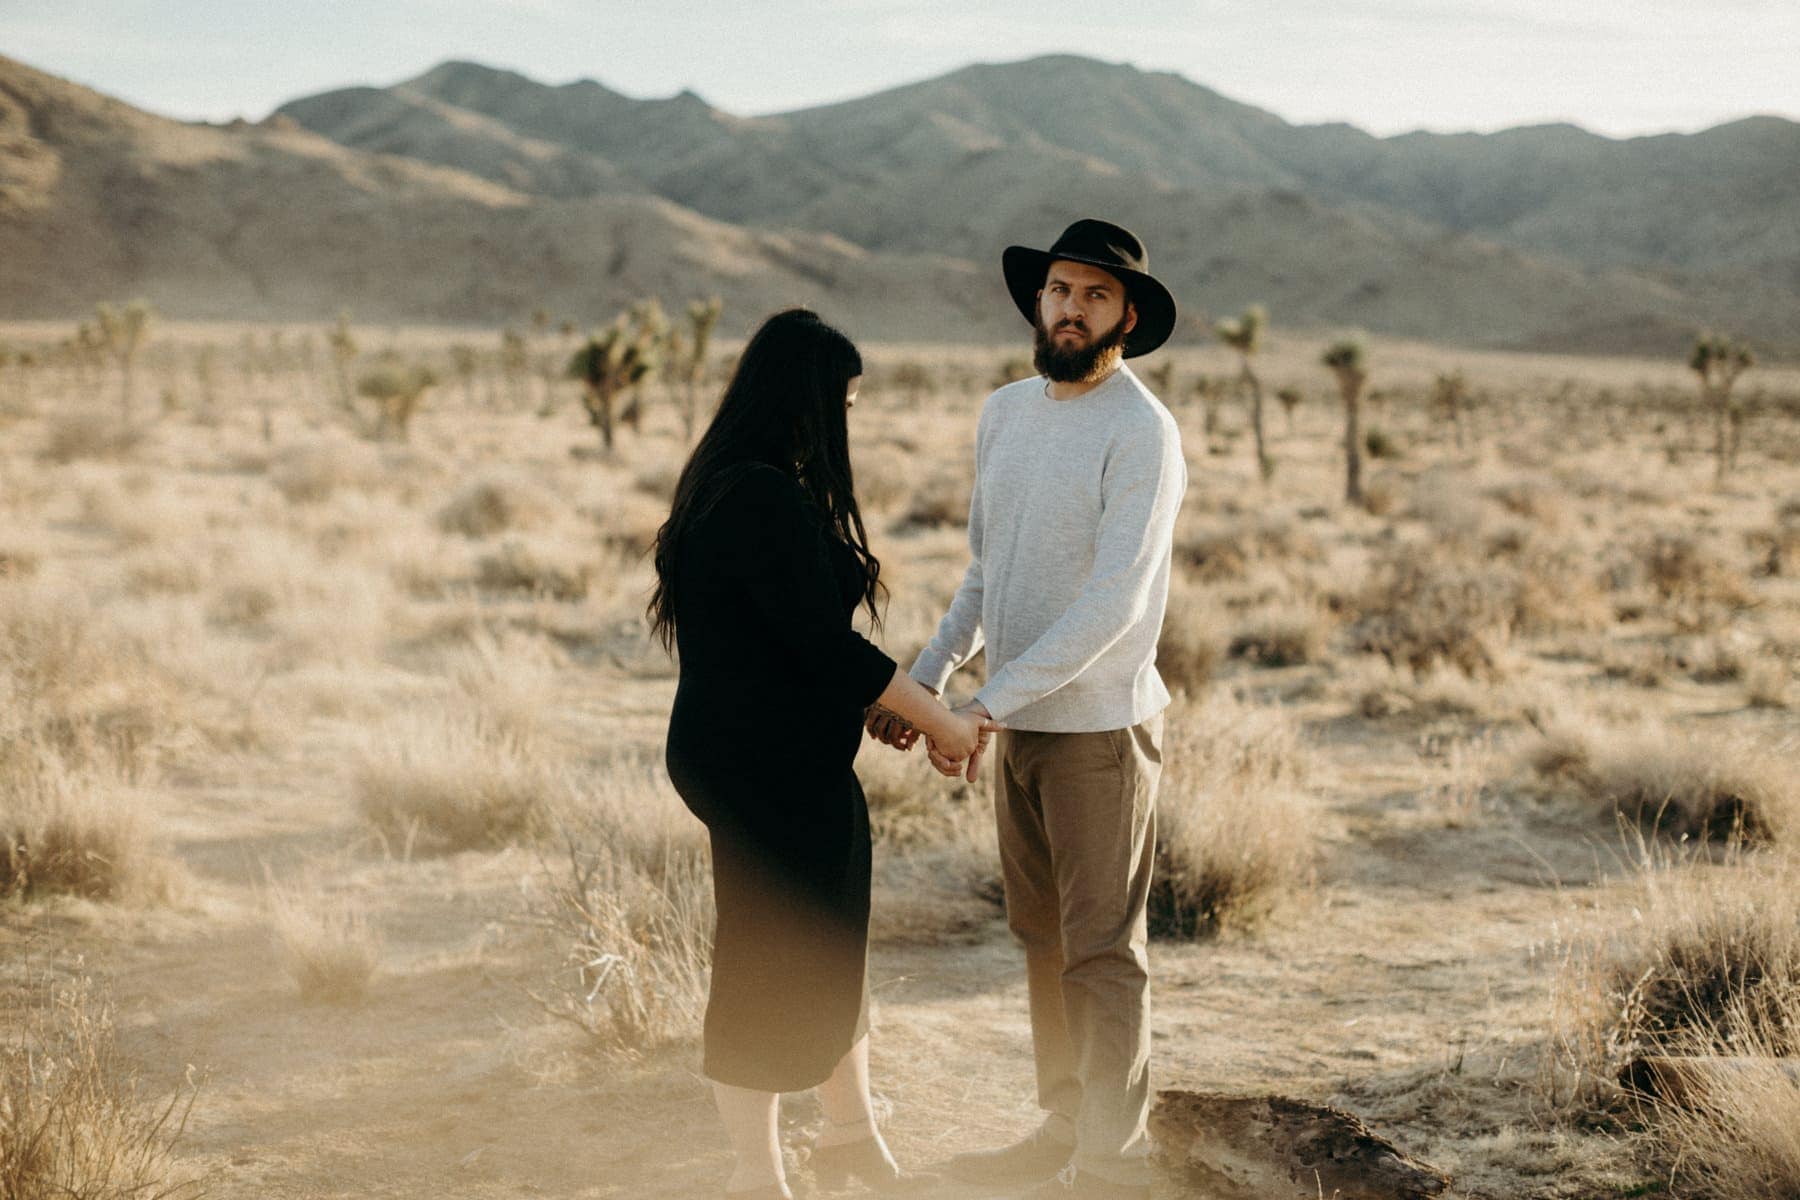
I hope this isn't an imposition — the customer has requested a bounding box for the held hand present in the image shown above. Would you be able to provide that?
[927,702,1002,782]
[864,704,919,751]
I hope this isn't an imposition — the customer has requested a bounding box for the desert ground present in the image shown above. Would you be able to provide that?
[3,318,1798,1199]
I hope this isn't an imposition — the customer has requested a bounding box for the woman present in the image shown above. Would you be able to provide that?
[650,308,994,1199]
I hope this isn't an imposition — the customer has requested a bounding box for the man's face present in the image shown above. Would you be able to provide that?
[1032,260,1138,384]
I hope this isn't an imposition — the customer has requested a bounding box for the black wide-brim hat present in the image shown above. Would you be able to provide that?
[1002,218,1178,358]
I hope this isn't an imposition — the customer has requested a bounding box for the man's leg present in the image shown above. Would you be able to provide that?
[1038,714,1162,1187]
[997,729,1082,1140]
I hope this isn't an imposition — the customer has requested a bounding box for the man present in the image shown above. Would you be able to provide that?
[866,218,1186,1198]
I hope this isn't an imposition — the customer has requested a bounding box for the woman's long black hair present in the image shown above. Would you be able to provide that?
[648,308,881,652]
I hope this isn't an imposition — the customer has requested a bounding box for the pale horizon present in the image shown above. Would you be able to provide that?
[7,0,1799,140]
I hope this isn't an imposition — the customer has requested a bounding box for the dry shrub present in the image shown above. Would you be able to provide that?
[630,457,683,503]
[0,751,183,905]
[1227,605,1327,667]
[1745,657,1793,709]
[1554,853,1800,1113]
[1527,719,1797,845]
[267,439,374,504]
[1350,547,1512,677]
[1651,990,1800,1199]
[473,540,590,601]
[1156,579,1224,696]
[1641,533,1753,626]
[267,876,380,1004]
[436,470,556,538]
[1150,691,1314,938]
[896,470,971,531]
[1360,469,1404,516]
[352,707,565,853]
[527,756,712,1052]
[39,412,141,464]
[1,583,185,779]
[1173,523,1249,582]
[0,973,205,1199]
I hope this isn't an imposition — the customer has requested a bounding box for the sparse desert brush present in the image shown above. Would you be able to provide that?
[0,750,183,905]
[1525,718,1797,844]
[38,410,142,464]
[1349,546,1513,677]
[1149,691,1315,938]
[528,760,712,1051]
[1553,851,1800,1115]
[472,539,591,601]
[352,708,566,853]
[897,469,971,531]
[1649,989,1800,1199]
[266,875,381,1004]
[1640,532,1753,626]
[445,628,562,746]
[267,439,373,504]
[1156,579,1224,696]
[0,972,205,1200]
[1226,603,1328,666]
[1172,521,1250,581]
[436,469,557,538]
[1744,656,1793,708]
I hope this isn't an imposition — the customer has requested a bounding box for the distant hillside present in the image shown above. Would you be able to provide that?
[3,52,1796,354]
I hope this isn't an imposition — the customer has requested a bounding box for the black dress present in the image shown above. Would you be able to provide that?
[664,462,897,1092]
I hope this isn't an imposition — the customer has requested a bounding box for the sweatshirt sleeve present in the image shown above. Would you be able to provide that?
[973,411,1185,722]
[726,465,897,709]
[910,404,990,692]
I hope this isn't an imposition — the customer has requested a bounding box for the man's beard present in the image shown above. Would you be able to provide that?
[1033,311,1129,384]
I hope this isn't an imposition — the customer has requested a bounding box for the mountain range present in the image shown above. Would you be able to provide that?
[3,52,1796,354]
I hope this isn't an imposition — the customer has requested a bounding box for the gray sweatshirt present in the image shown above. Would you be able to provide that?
[909,364,1187,732]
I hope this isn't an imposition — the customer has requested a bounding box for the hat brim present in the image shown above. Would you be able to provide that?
[1002,246,1178,359]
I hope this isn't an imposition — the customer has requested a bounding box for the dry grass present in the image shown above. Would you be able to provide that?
[0,972,206,1199]
[471,540,591,601]
[1226,603,1329,666]
[352,707,565,854]
[526,755,713,1052]
[0,750,183,905]
[1551,848,1800,1180]
[1526,717,1798,844]
[436,469,557,537]
[38,412,142,464]
[1149,691,1315,938]
[266,875,381,1004]
[1651,992,1800,1199]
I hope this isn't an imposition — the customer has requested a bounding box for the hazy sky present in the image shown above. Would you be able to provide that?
[6,0,1798,137]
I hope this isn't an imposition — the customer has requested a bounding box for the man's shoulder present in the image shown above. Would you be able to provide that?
[1107,368,1181,440]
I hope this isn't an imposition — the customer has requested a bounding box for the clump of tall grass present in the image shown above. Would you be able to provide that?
[1155,577,1223,696]
[472,540,590,601]
[1149,691,1315,938]
[1551,849,1800,1140]
[1,737,183,906]
[1226,604,1328,667]
[1526,717,1796,844]
[352,707,565,854]
[266,875,381,1004]
[0,973,206,1199]
[436,470,556,538]
[526,757,713,1052]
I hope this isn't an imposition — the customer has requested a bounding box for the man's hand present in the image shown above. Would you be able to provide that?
[927,701,1001,783]
[864,703,920,750]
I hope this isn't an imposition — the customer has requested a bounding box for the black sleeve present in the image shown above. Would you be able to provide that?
[722,465,897,709]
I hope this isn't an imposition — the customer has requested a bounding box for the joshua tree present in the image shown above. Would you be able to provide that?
[327,311,359,416]
[355,361,436,441]
[569,310,661,452]
[1689,333,1755,483]
[1192,375,1228,437]
[1143,359,1177,403]
[1216,304,1271,480]
[673,297,722,440]
[449,343,479,407]
[617,300,668,434]
[1431,370,1470,450]
[1275,386,1302,436]
[1322,339,1369,505]
[94,299,153,422]
[500,328,530,410]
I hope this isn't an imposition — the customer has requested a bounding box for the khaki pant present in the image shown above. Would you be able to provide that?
[995,713,1162,1186]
